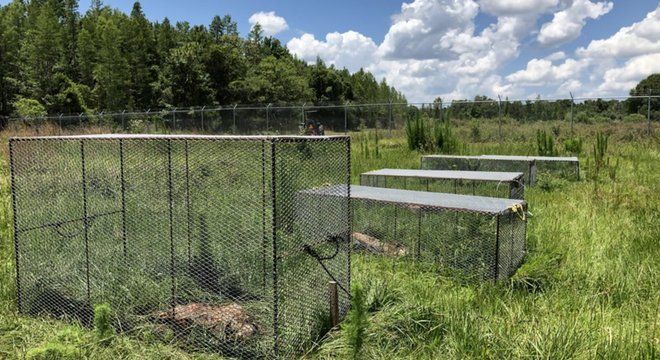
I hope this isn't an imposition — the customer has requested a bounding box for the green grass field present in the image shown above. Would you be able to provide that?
[0,120,658,359]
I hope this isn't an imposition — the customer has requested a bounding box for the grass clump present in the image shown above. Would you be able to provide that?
[344,285,368,359]
[93,304,114,345]
[26,342,81,360]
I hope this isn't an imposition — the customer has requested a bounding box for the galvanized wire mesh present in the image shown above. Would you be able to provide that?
[304,185,527,281]
[421,155,537,186]
[360,169,525,199]
[10,135,351,358]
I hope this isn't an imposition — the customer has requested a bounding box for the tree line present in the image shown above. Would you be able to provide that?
[432,74,660,123]
[0,0,406,122]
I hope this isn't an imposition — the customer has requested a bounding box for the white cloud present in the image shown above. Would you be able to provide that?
[249,11,288,37]
[546,51,566,61]
[287,31,378,72]
[598,53,660,92]
[479,0,558,16]
[286,0,660,102]
[537,0,613,47]
[577,7,660,58]
[379,0,480,60]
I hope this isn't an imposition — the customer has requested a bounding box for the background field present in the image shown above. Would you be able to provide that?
[0,119,658,359]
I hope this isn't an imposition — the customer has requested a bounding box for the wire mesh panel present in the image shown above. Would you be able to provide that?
[360,169,525,199]
[303,185,527,281]
[421,155,537,186]
[10,134,351,358]
[480,155,580,181]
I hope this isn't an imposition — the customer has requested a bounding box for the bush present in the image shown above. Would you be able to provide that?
[536,129,557,156]
[12,97,47,119]
[563,136,583,155]
[405,114,429,151]
[405,112,460,153]
[623,113,646,122]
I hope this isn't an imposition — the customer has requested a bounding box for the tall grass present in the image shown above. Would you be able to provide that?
[0,122,658,359]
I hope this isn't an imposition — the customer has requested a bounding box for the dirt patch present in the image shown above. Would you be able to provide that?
[156,303,258,342]
[352,232,407,256]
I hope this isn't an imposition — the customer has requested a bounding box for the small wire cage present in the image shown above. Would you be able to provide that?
[360,169,525,199]
[421,155,537,186]
[9,134,351,358]
[303,185,527,282]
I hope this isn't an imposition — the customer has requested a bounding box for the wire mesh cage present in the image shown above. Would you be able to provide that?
[480,155,579,181]
[360,169,525,199]
[421,155,537,186]
[9,134,351,358]
[303,185,527,282]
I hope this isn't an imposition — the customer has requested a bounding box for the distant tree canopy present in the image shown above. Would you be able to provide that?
[0,0,406,120]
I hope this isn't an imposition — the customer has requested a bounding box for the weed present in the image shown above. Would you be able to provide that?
[93,304,114,345]
[536,129,557,156]
[344,285,368,359]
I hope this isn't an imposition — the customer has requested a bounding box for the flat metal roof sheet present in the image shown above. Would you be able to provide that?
[361,169,523,182]
[422,155,483,159]
[480,155,578,162]
[302,185,525,214]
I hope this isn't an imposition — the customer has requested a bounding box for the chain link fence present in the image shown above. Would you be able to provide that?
[3,96,658,138]
[9,134,351,358]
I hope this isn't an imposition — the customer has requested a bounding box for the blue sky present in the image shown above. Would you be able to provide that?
[4,0,660,102]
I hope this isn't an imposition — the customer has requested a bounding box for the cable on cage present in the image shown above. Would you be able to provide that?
[303,235,351,298]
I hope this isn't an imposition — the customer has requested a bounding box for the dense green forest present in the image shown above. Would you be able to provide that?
[0,0,406,121]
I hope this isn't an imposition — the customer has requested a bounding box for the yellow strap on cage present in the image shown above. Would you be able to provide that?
[508,203,526,221]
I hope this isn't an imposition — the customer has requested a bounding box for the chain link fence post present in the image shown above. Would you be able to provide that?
[648,90,652,137]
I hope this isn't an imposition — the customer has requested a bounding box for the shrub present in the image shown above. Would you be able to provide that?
[563,136,583,155]
[623,113,646,122]
[536,129,557,156]
[405,114,429,151]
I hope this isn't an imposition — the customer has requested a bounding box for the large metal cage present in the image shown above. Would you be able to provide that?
[360,169,525,199]
[421,155,537,186]
[303,185,527,282]
[9,134,351,358]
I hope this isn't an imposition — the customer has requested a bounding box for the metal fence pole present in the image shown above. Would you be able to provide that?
[497,95,502,142]
[172,108,177,132]
[121,110,126,131]
[570,92,574,136]
[301,102,306,134]
[648,91,652,137]
[233,104,237,134]
[344,101,349,134]
[388,101,393,134]
[266,103,272,133]
[201,105,205,132]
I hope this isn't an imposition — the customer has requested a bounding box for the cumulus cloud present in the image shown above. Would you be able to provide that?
[249,11,288,36]
[286,0,660,101]
[537,0,613,47]
[598,53,660,92]
[479,0,558,16]
[576,7,660,58]
[546,51,566,61]
[286,31,378,72]
[379,0,480,60]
